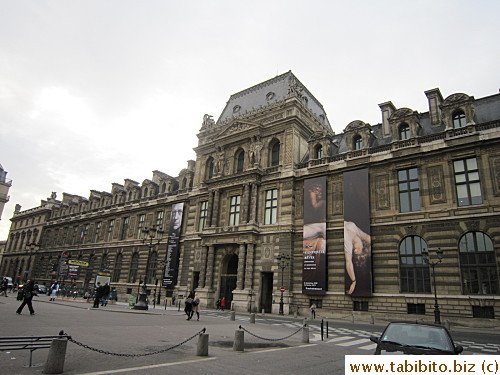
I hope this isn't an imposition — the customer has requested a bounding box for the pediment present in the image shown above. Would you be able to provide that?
[216,120,260,139]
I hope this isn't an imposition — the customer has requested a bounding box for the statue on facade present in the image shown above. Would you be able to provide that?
[202,114,215,129]
[248,136,263,167]
[14,204,21,213]
[214,147,225,175]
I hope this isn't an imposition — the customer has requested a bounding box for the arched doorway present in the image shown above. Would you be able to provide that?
[219,253,238,306]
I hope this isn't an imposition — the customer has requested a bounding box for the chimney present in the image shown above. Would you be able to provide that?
[424,88,443,126]
[378,101,396,137]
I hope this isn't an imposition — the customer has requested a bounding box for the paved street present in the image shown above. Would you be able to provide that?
[1,294,499,375]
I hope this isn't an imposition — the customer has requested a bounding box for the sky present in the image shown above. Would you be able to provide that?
[1,0,499,240]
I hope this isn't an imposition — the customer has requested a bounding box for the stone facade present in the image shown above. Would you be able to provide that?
[1,71,499,322]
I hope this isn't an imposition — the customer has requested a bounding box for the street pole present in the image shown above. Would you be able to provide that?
[422,247,443,324]
[276,252,290,316]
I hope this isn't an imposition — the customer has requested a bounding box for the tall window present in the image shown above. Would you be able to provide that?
[453,110,466,128]
[206,158,214,179]
[146,251,158,284]
[454,157,482,206]
[399,123,410,140]
[229,195,241,226]
[235,149,244,172]
[128,253,139,283]
[264,189,278,224]
[314,145,323,159]
[460,232,497,295]
[82,224,89,243]
[94,222,101,242]
[112,253,123,282]
[271,141,280,166]
[199,201,208,231]
[107,219,115,242]
[353,135,363,150]
[398,168,421,212]
[399,236,430,293]
[137,214,145,238]
[121,217,129,240]
[156,211,164,230]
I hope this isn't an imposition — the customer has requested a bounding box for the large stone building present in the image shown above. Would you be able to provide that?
[1,72,499,322]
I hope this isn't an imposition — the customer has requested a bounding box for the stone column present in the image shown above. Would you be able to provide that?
[240,184,250,224]
[249,183,259,223]
[206,191,213,227]
[211,190,220,227]
[199,245,208,288]
[236,243,246,290]
[205,245,215,289]
[244,243,255,290]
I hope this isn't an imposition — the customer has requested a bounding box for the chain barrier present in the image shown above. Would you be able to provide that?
[66,328,206,357]
[238,324,303,342]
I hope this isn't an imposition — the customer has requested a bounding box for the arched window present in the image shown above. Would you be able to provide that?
[453,110,467,128]
[128,191,132,201]
[314,145,323,159]
[146,251,158,284]
[235,149,244,172]
[112,253,123,282]
[459,232,497,294]
[181,177,187,190]
[143,187,148,198]
[399,236,430,293]
[353,135,363,150]
[399,123,411,140]
[128,253,139,283]
[161,182,166,193]
[270,140,280,167]
[206,157,214,179]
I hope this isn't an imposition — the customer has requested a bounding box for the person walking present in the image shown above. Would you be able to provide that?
[101,283,110,306]
[16,279,37,315]
[192,293,201,321]
[49,281,59,301]
[216,298,221,310]
[310,303,317,319]
[93,282,104,308]
[221,296,226,311]
[184,295,194,320]
[1,277,8,297]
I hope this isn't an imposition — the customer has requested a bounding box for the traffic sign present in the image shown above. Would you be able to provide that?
[280,286,285,293]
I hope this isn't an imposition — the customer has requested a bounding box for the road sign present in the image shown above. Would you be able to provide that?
[280,286,285,293]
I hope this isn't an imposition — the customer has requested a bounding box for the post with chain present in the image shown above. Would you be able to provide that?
[233,327,244,352]
[302,321,309,344]
[44,331,68,374]
[197,329,209,356]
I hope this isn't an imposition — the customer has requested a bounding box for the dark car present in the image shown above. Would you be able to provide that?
[36,284,48,294]
[370,322,463,355]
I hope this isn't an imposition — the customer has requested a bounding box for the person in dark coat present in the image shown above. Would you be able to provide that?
[93,282,104,308]
[16,279,37,315]
[184,296,193,320]
[101,283,110,306]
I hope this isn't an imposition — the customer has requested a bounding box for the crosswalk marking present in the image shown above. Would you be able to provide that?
[326,336,355,343]
[358,343,377,351]
[337,338,369,347]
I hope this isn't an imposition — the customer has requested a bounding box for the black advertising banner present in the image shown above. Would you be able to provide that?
[302,176,327,294]
[163,202,184,288]
[343,169,373,297]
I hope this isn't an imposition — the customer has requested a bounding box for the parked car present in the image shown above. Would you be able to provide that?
[36,284,47,294]
[4,276,13,291]
[370,322,463,355]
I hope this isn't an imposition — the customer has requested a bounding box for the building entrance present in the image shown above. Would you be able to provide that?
[260,272,273,313]
[219,253,238,307]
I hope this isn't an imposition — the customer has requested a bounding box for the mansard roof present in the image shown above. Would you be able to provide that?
[215,71,332,132]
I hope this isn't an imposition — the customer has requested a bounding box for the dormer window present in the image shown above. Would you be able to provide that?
[453,110,466,128]
[314,145,323,159]
[399,123,411,140]
[353,135,363,150]
[206,158,214,179]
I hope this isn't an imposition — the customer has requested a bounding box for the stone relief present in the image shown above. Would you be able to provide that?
[427,165,446,203]
[375,175,390,210]
[490,156,500,196]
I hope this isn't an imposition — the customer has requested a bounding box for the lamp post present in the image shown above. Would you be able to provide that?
[422,247,443,324]
[25,242,40,281]
[276,252,290,316]
[134,226,165,310]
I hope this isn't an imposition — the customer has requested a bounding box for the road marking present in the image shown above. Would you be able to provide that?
[249,343,318,354]
[337,338,369,347]
[326,336,355,343]
[76,357,217,375]
[358,343,377,350]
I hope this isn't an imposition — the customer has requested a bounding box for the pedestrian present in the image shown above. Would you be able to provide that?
[192,293,201,321]
[1,277,8,297]
[101,283,110,306]
[16,279,37,315]
[49,281,59,301]
[184,295,193,320]
[216,298,221,310]
[221,296,226,311]
[93,282,104,308]
[310,303,316,319]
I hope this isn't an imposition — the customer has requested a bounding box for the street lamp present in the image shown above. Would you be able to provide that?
[276,252,290,316]
[421,247,444,324]
[134,226,165,310]
[25,242,41,281]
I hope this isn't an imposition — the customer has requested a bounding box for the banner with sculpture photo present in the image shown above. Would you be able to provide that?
[302,176,327,294]
[343,168,373,297]
[163,202,184,288]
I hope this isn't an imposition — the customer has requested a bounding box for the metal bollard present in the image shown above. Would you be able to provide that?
[320,319,324,341]
[302,324,309,344]
[250,313,255,324]
[326,321,329,338]
[230,311,236,321]
[197,333,209,356]
[233,329,244,351]
[44,338,68,374]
